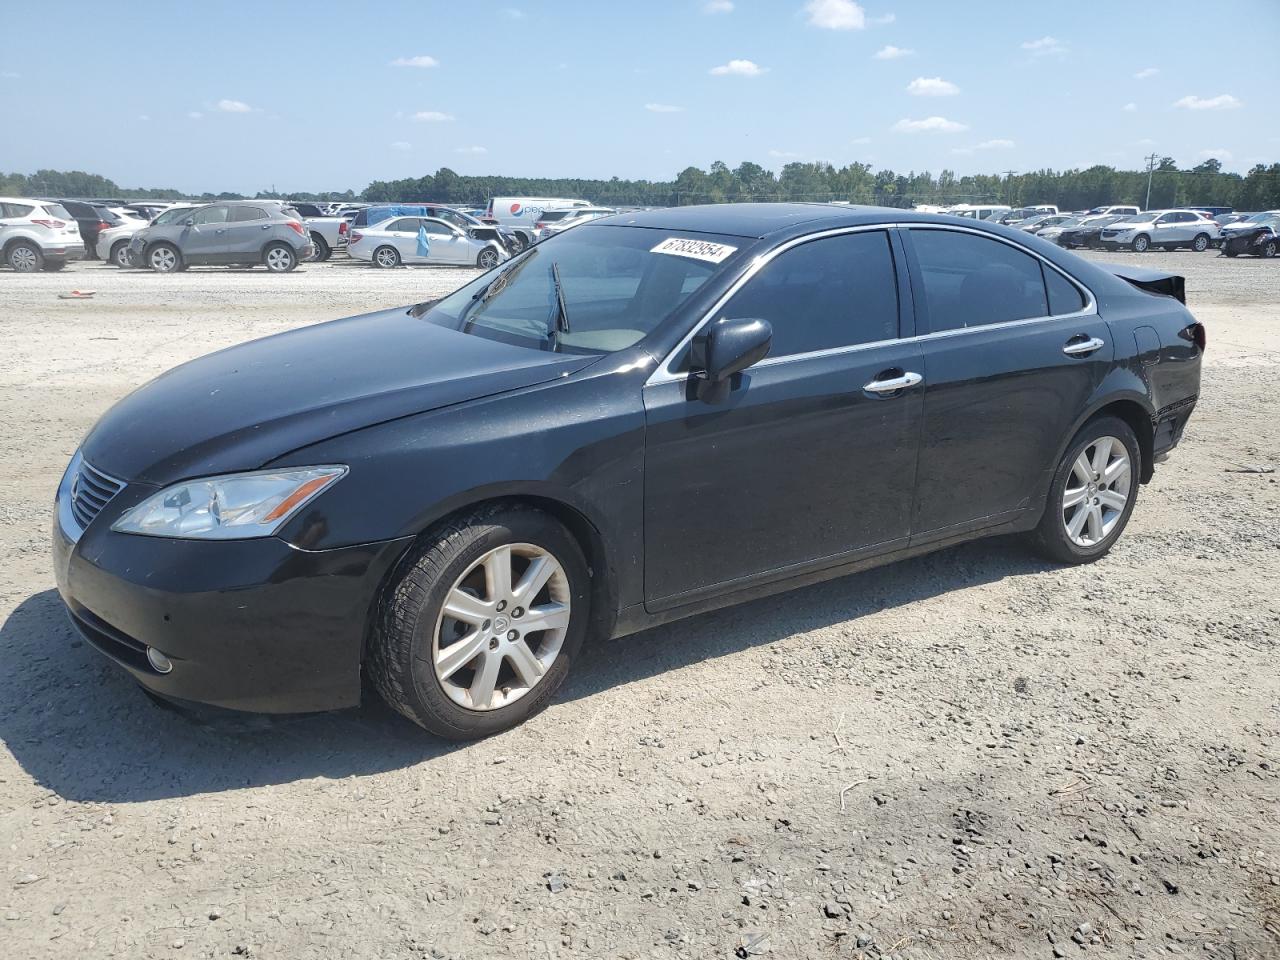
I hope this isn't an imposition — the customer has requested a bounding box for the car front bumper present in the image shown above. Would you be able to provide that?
[52,471,412,714]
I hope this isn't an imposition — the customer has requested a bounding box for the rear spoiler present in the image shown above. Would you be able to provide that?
[1099,264,1186,304]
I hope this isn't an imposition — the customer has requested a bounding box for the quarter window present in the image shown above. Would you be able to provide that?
[1044,265,1087,315]
[722,231,900,356]
[229,206,267,222]
[909,229,1049,332]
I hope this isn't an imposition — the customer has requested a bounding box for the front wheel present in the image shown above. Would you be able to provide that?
[373,245,400,268]
[1260,239,1278,259]
[1030,415,1140,565]
[368,505,591,739]
[263,242,298,273]
[1191,233,1210,252]
[1131,235,1150,253]
[1223,247,1238,258]
[476,247,501,269]
[148,243,182,273]
[508,233,527,254]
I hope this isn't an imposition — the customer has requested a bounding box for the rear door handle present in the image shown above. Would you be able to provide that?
[864,371,923,394]
[1063,337,1105,356]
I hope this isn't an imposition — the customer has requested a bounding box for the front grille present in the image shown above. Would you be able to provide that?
[71,460,125,529]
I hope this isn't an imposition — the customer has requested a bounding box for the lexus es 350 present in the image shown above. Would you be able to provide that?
[53,204,1203,739]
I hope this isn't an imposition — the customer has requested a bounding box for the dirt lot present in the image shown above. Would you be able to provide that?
[1,252,1278,960]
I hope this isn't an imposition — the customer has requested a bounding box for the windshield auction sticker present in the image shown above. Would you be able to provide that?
[651,237,738,264]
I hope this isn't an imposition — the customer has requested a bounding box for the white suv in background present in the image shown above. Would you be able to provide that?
[0,198,85,272]
[1099,210,1219,252]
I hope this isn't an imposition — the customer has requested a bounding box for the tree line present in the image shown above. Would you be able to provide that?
[5,157,1279,211]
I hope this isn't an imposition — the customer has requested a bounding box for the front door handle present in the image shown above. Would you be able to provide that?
[864,371,924,394]
[1063,337,1105,356]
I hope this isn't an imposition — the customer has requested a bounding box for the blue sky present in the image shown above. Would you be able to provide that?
[3,0,1276,194]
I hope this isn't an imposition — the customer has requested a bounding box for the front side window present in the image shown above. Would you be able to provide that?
[191,206,230,225]
[910,229,1049,332]
[720,231,899,357]
[423,225,738,355]
[154,207,193,225]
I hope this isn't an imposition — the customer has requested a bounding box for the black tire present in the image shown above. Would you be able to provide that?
[1223,247,1238,258]
[1029,415,1141,565]
[7,241,44,273]
[147,242,182,273]
[263,242,297,273]
[373,245,401,268]
[42,261,66,272]
[508,233,528,254]
[110,240,132,267]
[307,233,330,262]
[1261,239,1278,259]
[476,247,501,269]
[368,505,592,740]
[1191,233,1210,253]
[1131,234,1150,253]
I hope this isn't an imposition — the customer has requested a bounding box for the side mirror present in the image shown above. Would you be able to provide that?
[184,218,194,226]
[691,316,772,402]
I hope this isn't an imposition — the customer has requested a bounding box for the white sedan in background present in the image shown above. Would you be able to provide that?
[348,215,507,268]
[96,204,198,266]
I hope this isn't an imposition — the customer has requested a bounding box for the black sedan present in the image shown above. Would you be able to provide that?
[53,204,1204,739]
[1055,215,1126,249]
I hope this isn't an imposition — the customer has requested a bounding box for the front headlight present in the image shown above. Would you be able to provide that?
[112,466,346,540]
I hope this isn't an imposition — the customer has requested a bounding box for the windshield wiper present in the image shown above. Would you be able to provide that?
[549,261,571,348]
[456,252,534,328]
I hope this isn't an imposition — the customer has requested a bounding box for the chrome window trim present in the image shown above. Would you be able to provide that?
[645,221,1097,386]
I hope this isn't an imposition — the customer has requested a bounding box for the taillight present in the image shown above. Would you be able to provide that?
[285,220,306,237]
[1179,322,1206,352]
[31,218,66,229]
[534,221,546,229]
[350,231,363,244]
[97,220,111,232]
[338,221,348,236]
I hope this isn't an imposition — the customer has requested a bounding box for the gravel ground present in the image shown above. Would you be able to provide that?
[1,252,1277,960]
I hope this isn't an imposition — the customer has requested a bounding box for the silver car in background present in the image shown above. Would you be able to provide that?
[347,215,507,268]
[533,207,616,242]
[1099,210,1219,252]
[127,200,313,272]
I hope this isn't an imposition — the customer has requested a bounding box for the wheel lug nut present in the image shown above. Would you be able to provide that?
[496,600,507,612]
[488,638,499,650]
[482,618,492,631]
[512,607,524,619]
[507,629,519,641]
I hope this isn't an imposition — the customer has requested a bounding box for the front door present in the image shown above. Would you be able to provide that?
[184,205,232,263]
[901,226,1113,539]
[642,228,923,609]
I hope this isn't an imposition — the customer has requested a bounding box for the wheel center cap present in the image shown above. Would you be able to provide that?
[493,615,510,633]
[1087,482,1098,495]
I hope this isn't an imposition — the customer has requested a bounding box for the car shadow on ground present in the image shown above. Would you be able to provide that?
[1,537,1050,804]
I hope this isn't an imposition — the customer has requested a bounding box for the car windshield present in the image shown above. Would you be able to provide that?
[422,225,742,355]
[153,207,194,224]
[1051,218,1082,228]
[1244,212,1276,223]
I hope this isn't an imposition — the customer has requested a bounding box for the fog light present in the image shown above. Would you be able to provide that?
[146,646,174,674]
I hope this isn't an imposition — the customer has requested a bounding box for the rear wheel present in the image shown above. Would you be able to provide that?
[7,241,43,272]
[110,240,132,267]
[1223,247,1238,257]
[477,246,501,269]
[1131,234,1150,253]
[263,242,297,273]
[148,243,181,273]
[1191,233,1210,252]
[307,233,330,262]
[368,505,591,739]
[373,245,400,268]
[1030,415,1140,565]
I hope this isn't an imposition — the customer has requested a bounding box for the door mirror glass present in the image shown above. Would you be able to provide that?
[692,316,772,400]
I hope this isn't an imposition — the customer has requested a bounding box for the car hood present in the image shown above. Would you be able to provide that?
[81,306,597,485]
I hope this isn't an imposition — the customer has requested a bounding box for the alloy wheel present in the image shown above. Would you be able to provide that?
[1062,436,1131,547]
[150,246,177,272]
[113,243,131,267]
[1193,234,1209,252]
[10,245,38,272]
[266,246,294,271]
[431,543,571,711]
[478,248,500,269]
[375,247,399,268]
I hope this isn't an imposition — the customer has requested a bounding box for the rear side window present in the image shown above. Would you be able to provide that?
[723,231,899,357]
[421,220,453,235]
[4,202,35,217]
[230,206,267,222]
[42,203,71,219]
[909,229,1048,332]
[1044,266,1087,315]
[386,218,416,231]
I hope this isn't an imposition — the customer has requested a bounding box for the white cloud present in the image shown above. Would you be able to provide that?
[873,44,913,59]
[703,0,733,11]
[412,110,455,122]
[907,76,959,96]
[1133,67,1159,80]
[805,0,866,30]
[1021,36,1066,57]
[188,111,203,119]
[769,149,802,158]
[391,141,411,151]
[871,12,895,24]
[455,145,488,154]
[645,103,684,113]
[851,136,872,144]
[1198,148,1232,161]
[216,99,254,113]
[709,58,767,76]
[389,55,439,68]
[1173,93,1241,111]
[1122,102,1137,112]
[892,116,968,134]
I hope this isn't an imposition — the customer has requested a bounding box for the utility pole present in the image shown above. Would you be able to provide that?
[1143,153,1159,210]
[1002,170,1016,204]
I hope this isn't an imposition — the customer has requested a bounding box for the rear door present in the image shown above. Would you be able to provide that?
[901,226,1111,541]
[226,205,271,259]
[642,228,924,608]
